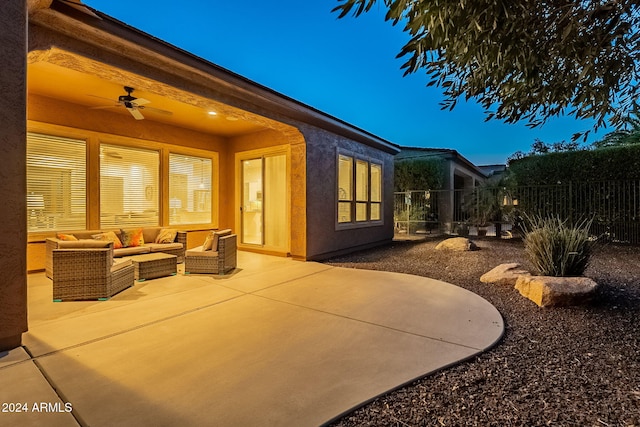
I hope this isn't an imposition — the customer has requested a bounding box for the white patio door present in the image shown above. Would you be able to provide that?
[240,151,288,251]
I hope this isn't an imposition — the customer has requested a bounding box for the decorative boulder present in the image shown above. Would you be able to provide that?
[480,263,531,286]
[515,276,599,307]
[435,237,478,251]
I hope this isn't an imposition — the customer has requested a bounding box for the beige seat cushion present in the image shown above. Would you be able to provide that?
[111,258,133,273]
[114,246,149,257]
[142,227,163,244]
[146,242,182,252]
[186,249,219,257]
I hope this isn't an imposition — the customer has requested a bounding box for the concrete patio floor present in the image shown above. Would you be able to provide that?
[1,252,503,426]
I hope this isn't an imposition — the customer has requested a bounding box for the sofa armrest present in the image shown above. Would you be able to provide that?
[46,239,113,279]
[45,238,62,279]
[217,234,237,273]
[52,248,113,279]
[52,247,132,301]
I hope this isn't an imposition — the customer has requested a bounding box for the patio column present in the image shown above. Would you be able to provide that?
[0,0,28,351]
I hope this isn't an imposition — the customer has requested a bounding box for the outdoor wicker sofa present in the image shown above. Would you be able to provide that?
[185,229,237,275]
[46,227,186,279]
[51,241,135,301]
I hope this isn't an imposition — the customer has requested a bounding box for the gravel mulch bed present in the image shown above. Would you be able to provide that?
[324,236,640,427]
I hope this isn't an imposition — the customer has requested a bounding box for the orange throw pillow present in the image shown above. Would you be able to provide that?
[56,233,78,241]
[120,228,145,248]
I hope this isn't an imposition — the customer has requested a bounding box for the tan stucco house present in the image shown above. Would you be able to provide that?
[0,0,399,351]
[395,147,487,232]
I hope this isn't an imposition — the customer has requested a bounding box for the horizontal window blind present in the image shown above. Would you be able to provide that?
[100,144,159,228]
[355,160,368,222]
[338,155,353,223]
[27,133,86,232]
[169,153,212,225]
[371,163,382,221]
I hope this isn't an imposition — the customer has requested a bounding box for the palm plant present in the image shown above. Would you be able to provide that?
[593,114,640,148]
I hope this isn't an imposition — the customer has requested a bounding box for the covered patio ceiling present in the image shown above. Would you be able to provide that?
[27,48,284,138]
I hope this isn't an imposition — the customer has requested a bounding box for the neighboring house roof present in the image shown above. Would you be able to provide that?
[28,0,400,155]
[395,146,488,178]
[478,164,507,177]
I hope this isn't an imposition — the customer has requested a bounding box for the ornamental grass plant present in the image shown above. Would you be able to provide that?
[522,215,594,277]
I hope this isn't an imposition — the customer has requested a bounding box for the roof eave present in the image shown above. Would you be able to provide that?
[35,0,399,154]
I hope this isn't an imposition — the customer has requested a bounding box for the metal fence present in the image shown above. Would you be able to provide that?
[394,189,471,235]
[395,180,640,244]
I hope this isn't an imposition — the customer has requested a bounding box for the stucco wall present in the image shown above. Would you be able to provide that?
[0,0,28,350]
[302,125,395,260]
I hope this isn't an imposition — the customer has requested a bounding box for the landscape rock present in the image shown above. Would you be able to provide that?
[435,237,478,251]
[480,263,531,286]
[515,275,599,307]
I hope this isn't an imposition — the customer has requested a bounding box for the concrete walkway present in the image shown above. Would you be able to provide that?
[1,252,503,426]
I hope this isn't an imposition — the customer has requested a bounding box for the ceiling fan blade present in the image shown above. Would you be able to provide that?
[134,97,151,106]
[87,94,119,103]
[89,104,120,110]
[127,107,145,120]
[139,105,173,116]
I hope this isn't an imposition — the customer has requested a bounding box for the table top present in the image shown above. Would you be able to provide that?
[129,252,177,263]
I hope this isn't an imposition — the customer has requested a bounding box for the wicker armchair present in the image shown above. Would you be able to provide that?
[185,233,237,275]
[52,242,135,301]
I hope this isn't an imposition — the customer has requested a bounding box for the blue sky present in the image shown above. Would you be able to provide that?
[85,0,604,165]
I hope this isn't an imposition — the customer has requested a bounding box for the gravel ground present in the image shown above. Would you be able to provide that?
[324,237,640,427]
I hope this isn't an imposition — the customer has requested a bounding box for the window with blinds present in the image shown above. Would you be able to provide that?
[27,133,86,232]
[337,155,353,223]
[336,152,383,226]
[355,160,369,222]
[169,153,212,225]
[100,144,159,228]
[370,163,382,221]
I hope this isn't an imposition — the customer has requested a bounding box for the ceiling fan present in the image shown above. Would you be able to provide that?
[89,86,172,120]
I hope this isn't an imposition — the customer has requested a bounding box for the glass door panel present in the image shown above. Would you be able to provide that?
[264,154,287,249]
[241,158,263,245]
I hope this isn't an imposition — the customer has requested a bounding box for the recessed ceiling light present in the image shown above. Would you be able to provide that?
[207,111,218,116]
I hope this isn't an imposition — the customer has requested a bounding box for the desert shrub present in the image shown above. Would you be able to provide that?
[522,215,594,277]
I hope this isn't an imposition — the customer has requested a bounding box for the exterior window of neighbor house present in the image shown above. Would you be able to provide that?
[169,153,212,225]
[26,133,87,232]
[337,152,383,225]
[100,143,159,228]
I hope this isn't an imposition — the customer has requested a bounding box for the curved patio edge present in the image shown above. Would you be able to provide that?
[317,268,506,426]
[10,253,504,427]
[253,264,505,426]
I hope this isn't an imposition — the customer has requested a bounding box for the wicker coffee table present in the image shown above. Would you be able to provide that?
[131,253,177,281]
